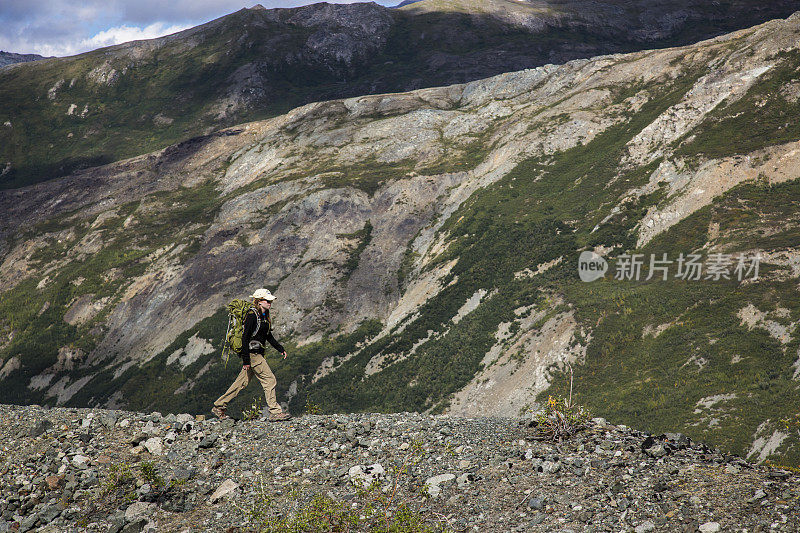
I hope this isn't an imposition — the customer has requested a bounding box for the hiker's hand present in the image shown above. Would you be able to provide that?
[281,351,287,360]
[243,364,251,371]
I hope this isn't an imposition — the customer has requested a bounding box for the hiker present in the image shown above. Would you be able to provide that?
[212,288,292,422]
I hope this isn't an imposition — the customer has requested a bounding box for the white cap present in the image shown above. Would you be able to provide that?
[250,288,276,301]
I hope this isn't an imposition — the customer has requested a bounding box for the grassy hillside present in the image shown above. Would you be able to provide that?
[295,51,800,463]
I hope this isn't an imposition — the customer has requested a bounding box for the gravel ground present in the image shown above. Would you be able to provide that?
[1,404,798,532]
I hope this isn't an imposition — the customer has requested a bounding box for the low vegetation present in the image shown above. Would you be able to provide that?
[235,439,447,533]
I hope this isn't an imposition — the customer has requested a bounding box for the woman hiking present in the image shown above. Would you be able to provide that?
[212,288,291,422]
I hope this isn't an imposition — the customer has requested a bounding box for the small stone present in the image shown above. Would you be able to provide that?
[456,473,475,488]
[699,522,721,533]
[143,437,163,456]
[107,511,126,533]
[99,413,118,428]
[30,420,53,438]
[209,479,239,503]
[173,468,196,482]
[124,501,156,522]
[645,444,667,458]
[19,515,37,532]
[176,413,194,425]
[198,434,218,449]
[425,473,456,497]
[38,504,61,522]
[635,520,655,533]
[399,442,410,451]
[349,464,385,488]
[45,475,64,490]
[725,464,741,475]
[527,497,545,510]
[129,433,147,446]
[541,461,560,474]
[121,517,148,533]
[458,459,471,469]
[71,455,90,470]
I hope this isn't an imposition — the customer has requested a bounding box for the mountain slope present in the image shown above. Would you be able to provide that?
[2,0,800,189]
[1,11,800,464]
[0,51,47,68]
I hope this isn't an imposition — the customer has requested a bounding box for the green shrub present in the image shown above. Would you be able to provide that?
[530,394,591,442]
[99,462,137,506]
[243,397,264,421]
[139,461,166,490]
[529,365,590,441]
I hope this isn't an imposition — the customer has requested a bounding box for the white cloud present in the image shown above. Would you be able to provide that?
[23,22,191,57]
[81,22,191,51]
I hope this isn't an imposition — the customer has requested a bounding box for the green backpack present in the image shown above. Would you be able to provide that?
[222,299,259,367]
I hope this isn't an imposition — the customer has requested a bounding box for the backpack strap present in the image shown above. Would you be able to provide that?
[249,307,262,337]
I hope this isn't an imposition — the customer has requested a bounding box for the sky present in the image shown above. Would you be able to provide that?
[0,0,398,57]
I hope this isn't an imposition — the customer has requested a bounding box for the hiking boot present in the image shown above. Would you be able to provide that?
[268,411,292,422]
[211,406,229,420]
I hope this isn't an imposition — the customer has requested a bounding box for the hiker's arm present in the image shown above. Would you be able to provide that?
[266,332,285,355]
[240,312,257,367]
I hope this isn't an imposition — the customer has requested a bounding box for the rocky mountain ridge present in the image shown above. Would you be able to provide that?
[3,0,800,189]
[1,9,800,465]
[0,52,47,69]
[0,403,798,532]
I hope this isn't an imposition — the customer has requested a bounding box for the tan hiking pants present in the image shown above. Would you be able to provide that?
[213,353,283,414]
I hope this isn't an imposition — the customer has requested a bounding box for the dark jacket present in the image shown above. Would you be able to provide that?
[239,308,284,366]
